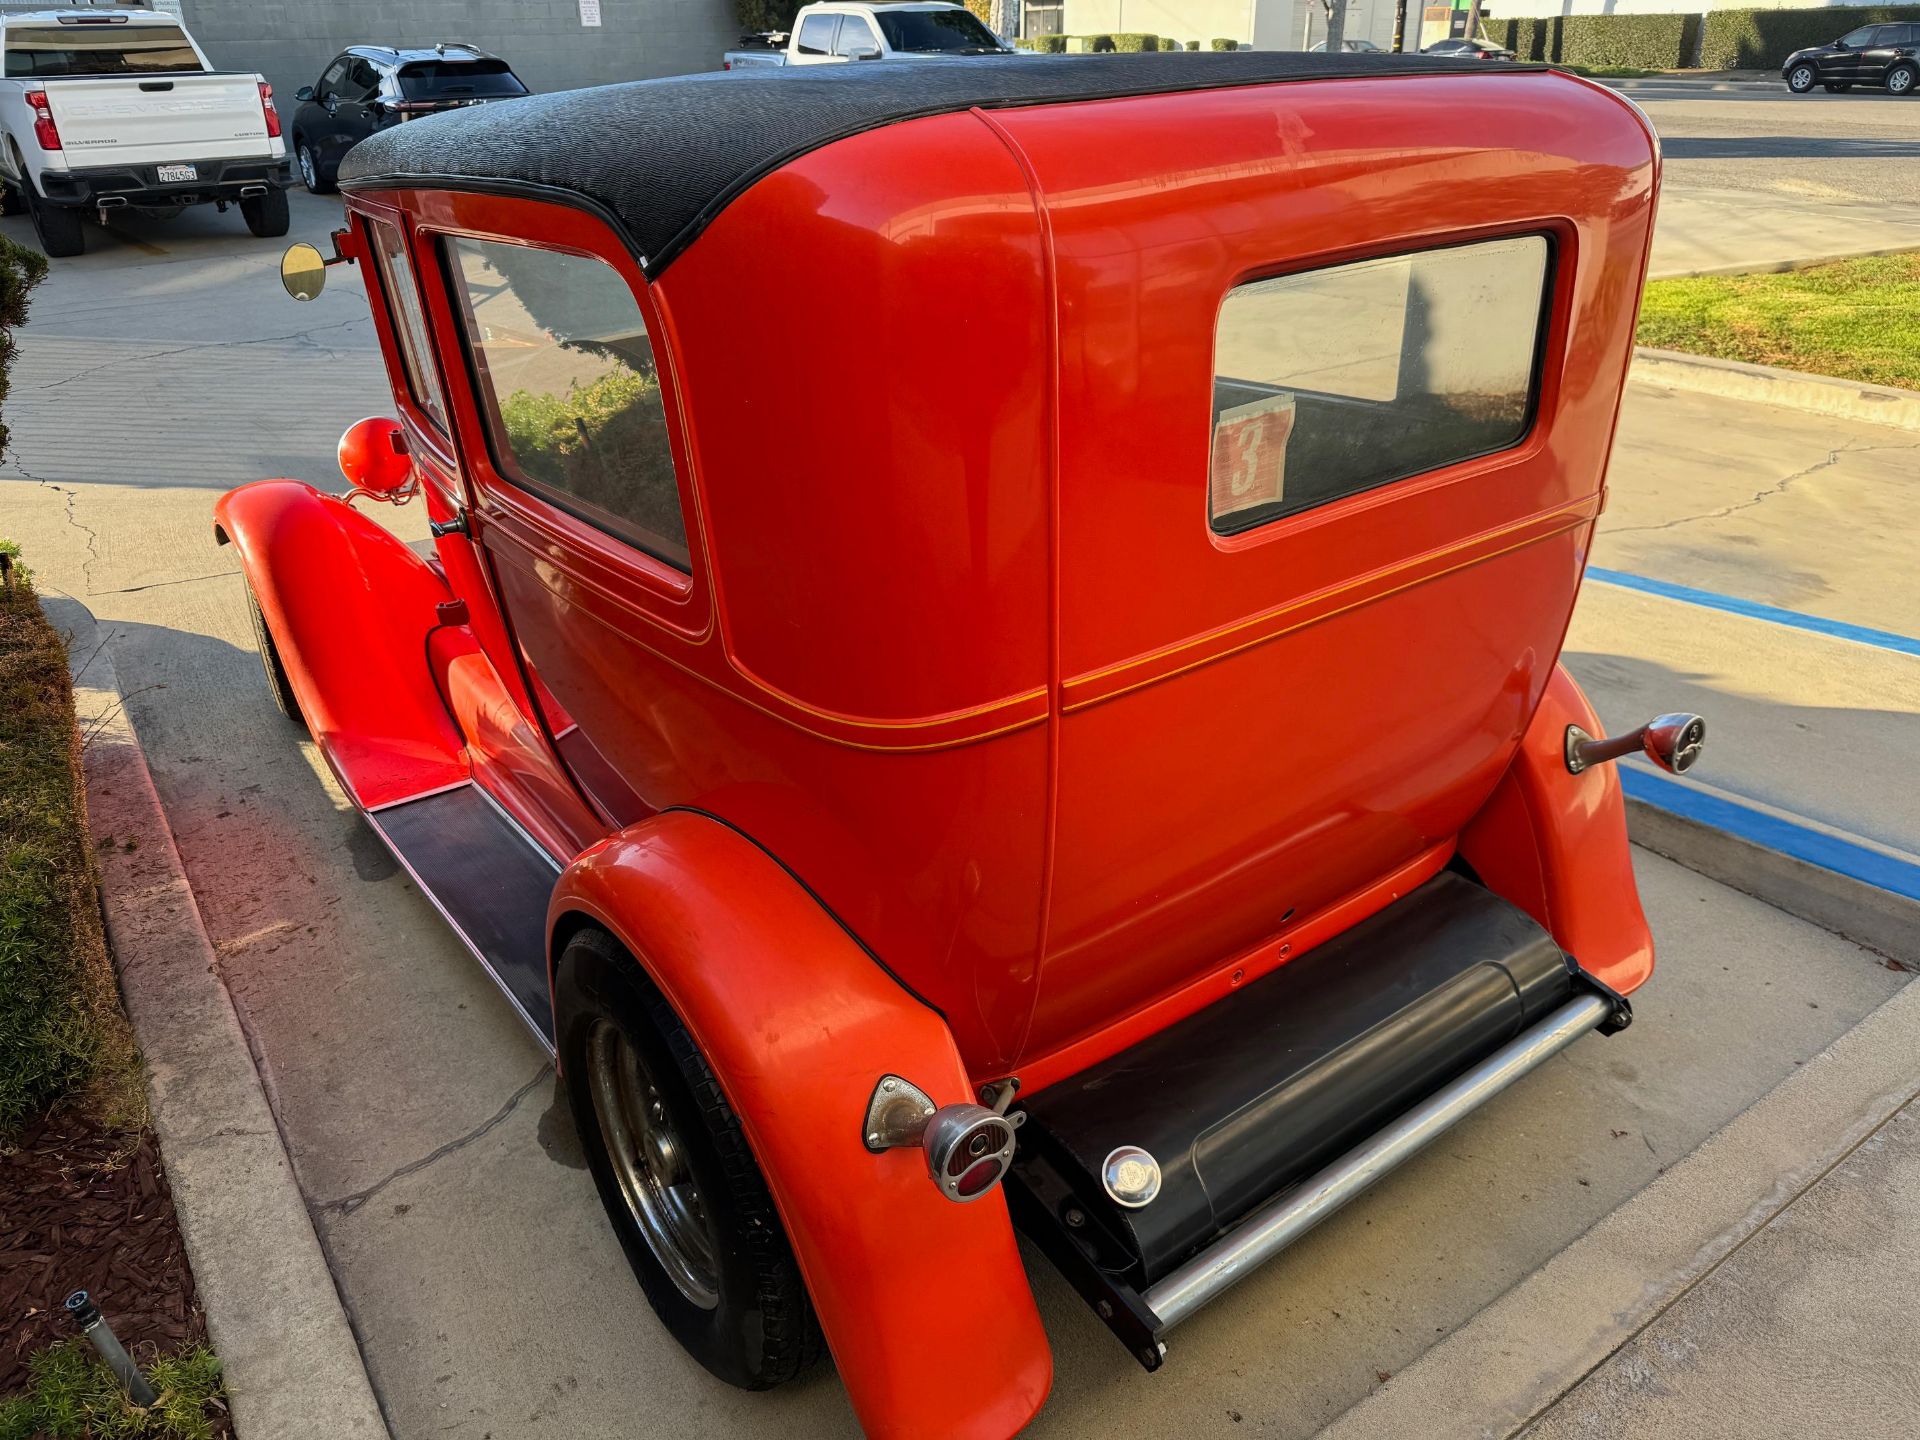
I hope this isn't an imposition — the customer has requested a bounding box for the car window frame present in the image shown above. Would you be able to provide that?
[796,13,840,54]
[363,214,451,437]
[834,14,880,55]
[1206,230,1558,537]
[397,189,709,638]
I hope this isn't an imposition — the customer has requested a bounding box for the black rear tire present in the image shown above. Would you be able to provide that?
[26,187,84,258]
[244,582,303,724]
[1888,64,1917,96]
[556,927,824,1390]
[241,187,290,238]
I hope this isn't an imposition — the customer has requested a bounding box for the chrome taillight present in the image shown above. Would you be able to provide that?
[864,1075,1020,1203]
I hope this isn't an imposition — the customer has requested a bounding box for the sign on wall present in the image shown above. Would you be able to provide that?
[579,0,603,25]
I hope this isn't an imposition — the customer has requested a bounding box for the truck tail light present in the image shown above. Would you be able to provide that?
[258,82,282,138]
[26,91,60,151]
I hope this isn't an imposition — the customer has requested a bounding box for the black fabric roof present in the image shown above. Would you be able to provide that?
[339,51,1538,277]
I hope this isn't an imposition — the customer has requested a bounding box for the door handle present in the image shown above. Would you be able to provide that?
[429,511,469,539]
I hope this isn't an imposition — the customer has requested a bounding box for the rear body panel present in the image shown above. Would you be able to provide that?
[39,73,276,169]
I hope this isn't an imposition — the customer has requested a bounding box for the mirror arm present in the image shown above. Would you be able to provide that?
[323,226,358,269]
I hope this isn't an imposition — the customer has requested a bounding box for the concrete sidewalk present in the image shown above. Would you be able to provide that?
[1650,186,1920,278]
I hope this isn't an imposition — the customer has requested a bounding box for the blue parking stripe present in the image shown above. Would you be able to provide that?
[1587,568,1920,659]
[1621,767,1920,903]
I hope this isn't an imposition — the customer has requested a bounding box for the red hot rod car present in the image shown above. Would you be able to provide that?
[223,52,1702,1440]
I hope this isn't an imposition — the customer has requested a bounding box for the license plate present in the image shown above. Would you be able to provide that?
[156,163,197,183]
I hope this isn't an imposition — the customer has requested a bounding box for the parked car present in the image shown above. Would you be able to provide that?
[1310,37,1383,52]
[230,51,1700,1439]
[1783,22,1919,94]
[1425,36,1517,60]
[0,7,292,257]
[723,1,1011,68]
[288,44,527,194]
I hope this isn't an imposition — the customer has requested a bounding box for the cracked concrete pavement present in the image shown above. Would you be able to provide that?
[3,142,1916,1437]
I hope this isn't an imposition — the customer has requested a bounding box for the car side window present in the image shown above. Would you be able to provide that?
[797,14,839,54]
[340,57,380,101]
[1209,234,1550,533]
[367,219,448,433]
[1840,26,1876,46]
[835,15,879,54]
[447,238,690,570]
[317,57,347,99]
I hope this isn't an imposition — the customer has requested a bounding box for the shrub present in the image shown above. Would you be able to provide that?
[1210,36,1238,49]
[1559,12,1701,68]
[962,0,993,25]
[0,1341,225,1440]
[1700,4,1920,68]
[1022,33,1068,51]
[1186,39,1200,49]
[0,236,48,465]
[1109,32,1160,50]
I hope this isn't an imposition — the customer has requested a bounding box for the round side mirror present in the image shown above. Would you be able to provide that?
[281,242,328,302]
[295,85,316,101]
[338,416,414,497]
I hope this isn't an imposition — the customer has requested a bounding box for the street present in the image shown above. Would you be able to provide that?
[3,75,1917,1440]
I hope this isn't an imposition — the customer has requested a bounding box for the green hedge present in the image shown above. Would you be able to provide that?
[1484,12,1700,67]
[1020,32,1068,51]
[1701,4,1920,68]
[1108,32,1160,50]
[1210,36,1238,49]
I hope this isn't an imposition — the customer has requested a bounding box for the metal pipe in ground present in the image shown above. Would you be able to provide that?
[64,1291,158,1407]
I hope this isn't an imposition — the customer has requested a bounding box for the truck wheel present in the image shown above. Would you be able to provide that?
[245,582,303,723]
[555,927,824,1390]
[241,187,290,238]
[295,140,336,195]
[26,188,84,258]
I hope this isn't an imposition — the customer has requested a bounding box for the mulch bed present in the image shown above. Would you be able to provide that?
[1,1108,211,1402]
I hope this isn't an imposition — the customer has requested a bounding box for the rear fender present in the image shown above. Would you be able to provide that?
[549,810,1052,1440]
[1459,664,1654,994]
[215,480,466,809]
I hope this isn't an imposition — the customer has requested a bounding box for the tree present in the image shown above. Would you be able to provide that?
[1323,0,1347,51]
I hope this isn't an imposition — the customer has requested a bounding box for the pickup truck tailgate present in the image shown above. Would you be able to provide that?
[43,75,273,168]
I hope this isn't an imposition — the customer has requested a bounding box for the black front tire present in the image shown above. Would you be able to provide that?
[241,187,290,238]
[1787,63,1817,93]
[26,188,84,258]
[295,140,336,195]
[244,582,303,724]
[556,927,824,1391]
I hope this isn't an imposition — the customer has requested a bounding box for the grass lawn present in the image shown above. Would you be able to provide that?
[1637,253,1920,392]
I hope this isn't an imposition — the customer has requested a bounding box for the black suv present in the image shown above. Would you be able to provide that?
[1783,23,1919,95]
[289,44,529,193]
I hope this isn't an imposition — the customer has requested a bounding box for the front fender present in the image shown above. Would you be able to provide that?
[215,480,465,809]
[1458,664,1654,994]
[549,810,1052,1440]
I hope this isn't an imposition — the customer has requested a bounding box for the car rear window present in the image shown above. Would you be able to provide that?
[874,9,1006,51]
[447,238,689,570]
[1209,234,1550,533]
[4,22,203,76]
[397,58,527,101]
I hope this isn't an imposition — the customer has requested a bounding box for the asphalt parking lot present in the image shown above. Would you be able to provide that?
[3,77,1918,1439]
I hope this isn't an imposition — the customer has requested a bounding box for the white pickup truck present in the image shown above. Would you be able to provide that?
[723,2,1015,69]
[0,7,294,257]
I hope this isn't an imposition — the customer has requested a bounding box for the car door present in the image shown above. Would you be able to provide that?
[833,13,881,59]
[1826,25,1877,82]
[1853,25,1897,83]
[320,56,381,166]
[297,56,347,152]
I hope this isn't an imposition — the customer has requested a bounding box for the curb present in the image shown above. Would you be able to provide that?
[52,596,390,1440]
[1647,242,1920,284]
[1632,345,1920,432]
[1315,946,1920,1440]
[1623,778,1920,971]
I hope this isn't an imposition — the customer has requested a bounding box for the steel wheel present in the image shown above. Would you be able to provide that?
[1889,66,1916,96]
[585,1018,720,1310]
[1787,63,1816,93]
[297,143,317,189]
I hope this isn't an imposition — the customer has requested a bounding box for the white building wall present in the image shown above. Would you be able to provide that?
[1493,0,1855,13]
[1062,0,1257,44]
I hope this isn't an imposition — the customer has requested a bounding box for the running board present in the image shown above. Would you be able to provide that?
[365,784,561,1052]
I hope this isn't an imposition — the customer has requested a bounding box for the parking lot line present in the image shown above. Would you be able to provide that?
[1586,567,1920,658]
[1623,765,1920,903]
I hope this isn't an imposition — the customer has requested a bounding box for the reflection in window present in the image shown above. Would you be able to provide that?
[448,238,688,569]
[1210,235,1550,533]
